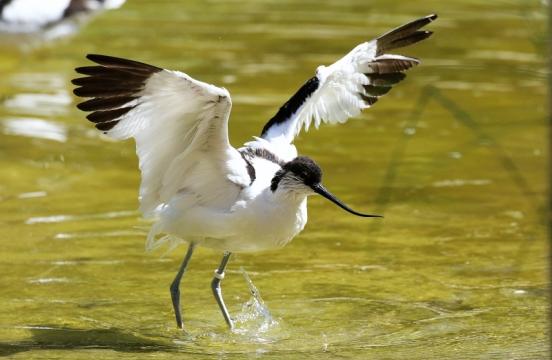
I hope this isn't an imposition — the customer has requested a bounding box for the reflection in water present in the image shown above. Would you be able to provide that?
[433,81,514,93]
[2,117,67,142]
[25,210,137,224]
[0,0,126,44]
[0,326,169,357]
[4,72,71,115]
[17,191,47,199]
[4,90,71,116]
[431,179,492,187]
[28,277,71,284]
[9,72,67,89]
[0,0,547,358]
[53,230,143,240]
[467,49,541,62]
[1,72,71,142]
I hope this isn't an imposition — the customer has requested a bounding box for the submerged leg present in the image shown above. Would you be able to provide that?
[170,242,196,329]
[211,251,233,329]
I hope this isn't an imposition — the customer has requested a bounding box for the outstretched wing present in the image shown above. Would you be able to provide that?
[73,54,250,217]
[261,14,437,144]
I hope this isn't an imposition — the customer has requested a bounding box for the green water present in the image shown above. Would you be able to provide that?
[0,0,548,358]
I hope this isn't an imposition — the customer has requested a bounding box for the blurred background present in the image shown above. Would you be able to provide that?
[0,0,548,358]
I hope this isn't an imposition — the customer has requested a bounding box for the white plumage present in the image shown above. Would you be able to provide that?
[73,14,437,329]
[261,50,419,143]
[0,0,125,34]
[1,0,71,28]
[110,70,247,217]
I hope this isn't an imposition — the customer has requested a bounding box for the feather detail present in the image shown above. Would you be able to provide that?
[73,54,250,217]
[260,14,437,144]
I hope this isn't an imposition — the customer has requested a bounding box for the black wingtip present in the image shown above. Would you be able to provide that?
[72,87,84,96]
[417,14,438,25]
[376,14,437,54]
[86,53,113,62]
[76,101,88,111]
[73,54,163,135]
[84,53,163,72]
[424,30,434,40]
[86,53,110,64]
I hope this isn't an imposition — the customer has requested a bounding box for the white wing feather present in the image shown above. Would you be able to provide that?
[74,55,250,218]
[261,14,437,144]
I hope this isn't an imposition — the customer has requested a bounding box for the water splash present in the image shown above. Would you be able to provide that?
[232,267,278,337]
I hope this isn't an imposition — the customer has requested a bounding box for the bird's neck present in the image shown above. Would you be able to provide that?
[270,187,309,204]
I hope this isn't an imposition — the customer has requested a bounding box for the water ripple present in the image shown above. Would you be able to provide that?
[4,90,71,117]
[2,117,67,142]
[432,179,492,188]
[25,210,137,225]
[27,277,71,284]
[17,191,47,199]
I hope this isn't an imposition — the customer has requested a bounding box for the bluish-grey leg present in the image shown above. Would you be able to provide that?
[211,251,233,329]
[170,242,196,329]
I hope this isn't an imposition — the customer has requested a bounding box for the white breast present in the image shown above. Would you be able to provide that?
[198,190,307,253]
[203,155,308,252]
[149,148,308,253]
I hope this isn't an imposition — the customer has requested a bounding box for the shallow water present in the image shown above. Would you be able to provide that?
[0,0,548,358]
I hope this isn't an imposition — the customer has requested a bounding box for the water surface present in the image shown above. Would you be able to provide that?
[0,0,548,358]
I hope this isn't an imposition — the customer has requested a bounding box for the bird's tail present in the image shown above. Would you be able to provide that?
[145,222,184,253]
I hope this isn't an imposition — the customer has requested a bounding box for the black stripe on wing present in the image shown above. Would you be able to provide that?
[260,76,320,138]
[376,14,437,55]
[240,147,286,167]
[72,54,162,132]
[238,147,287,186]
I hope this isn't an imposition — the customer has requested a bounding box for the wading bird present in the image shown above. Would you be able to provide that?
[73,14,437,330]
[0,0,125,36]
